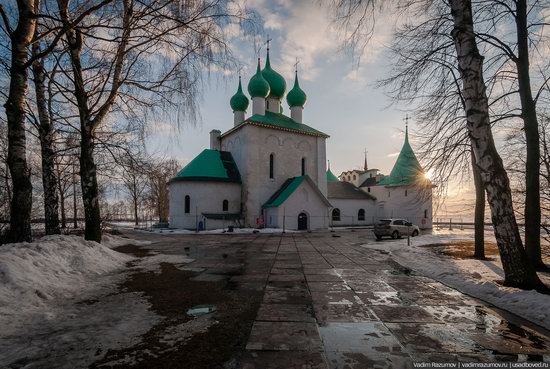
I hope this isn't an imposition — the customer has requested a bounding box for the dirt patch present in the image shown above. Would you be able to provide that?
[113,244,152,258]
[419,240,500,260]
[90,263,263,369]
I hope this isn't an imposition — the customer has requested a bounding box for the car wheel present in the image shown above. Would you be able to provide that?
[391,231,399,239]
[412,230,419,237]
[376,235,382,240]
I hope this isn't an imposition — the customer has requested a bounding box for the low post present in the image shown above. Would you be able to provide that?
[195,206,198,232]
[282,207,286,233]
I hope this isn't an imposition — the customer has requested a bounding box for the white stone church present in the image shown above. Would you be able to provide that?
[169,47,433,231]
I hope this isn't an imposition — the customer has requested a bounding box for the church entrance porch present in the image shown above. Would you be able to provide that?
[297,212,308,230]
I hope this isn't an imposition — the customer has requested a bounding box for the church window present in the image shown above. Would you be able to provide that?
[266,99,270,110]
[358,209,365,221]
[222,199,228,212]
[424,209,428,218]
[405,190,408,197]
[269,154,274,179]
[353,175,356,180]
[332,208,341,221]
[184,195,190,214]
[388,191,391,198]
[301,157,306,176]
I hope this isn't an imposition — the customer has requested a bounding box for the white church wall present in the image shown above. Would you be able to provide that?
[329,198,377,226]
[368,185,433,228]
[169,181,241,229]
[222,124,326,227]
[266,182,329,230]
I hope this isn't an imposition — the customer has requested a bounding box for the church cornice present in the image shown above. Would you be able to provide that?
[220,119,329,139]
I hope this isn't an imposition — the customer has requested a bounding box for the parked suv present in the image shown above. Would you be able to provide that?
[373,219,420,240]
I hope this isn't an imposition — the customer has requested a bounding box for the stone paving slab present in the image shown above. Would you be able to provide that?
[241,351,328,369]
[256,303,315,322]
[319,322,404,353]
[246,322,323,351]
[369,305,441,323]
[385,323,485,353]
[325,352,412,369]
[263,287,313,305]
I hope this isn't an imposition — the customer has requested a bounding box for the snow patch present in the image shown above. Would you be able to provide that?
[0,235,133,318]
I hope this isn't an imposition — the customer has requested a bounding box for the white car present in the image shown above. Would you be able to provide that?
[373,219,420,240]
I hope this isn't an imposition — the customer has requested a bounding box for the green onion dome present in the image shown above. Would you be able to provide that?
[248,58,270,98]
[286,71,307,107]
[230,77,249,112]
[262,49,286,99]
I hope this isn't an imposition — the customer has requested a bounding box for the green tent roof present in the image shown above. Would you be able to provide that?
[378,128,424,186]
[326,168,339,182]
[170,149,241,183]
[246,111,328,137]
[263,176,306,208]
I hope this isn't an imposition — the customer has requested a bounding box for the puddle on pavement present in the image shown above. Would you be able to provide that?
[186,304,217,317]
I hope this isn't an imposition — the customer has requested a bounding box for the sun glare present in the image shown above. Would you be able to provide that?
[424,169,434,180]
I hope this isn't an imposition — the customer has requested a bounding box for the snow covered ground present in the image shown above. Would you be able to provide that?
[0,234,168,369]
[109,221,298,234]
[361,230,550,331]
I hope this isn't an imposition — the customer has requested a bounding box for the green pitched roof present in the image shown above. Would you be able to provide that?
[326,168,339,182]
[170,149,241,183]
[263,176,306,208]
[246,111,328,137]
[378,128,424,186]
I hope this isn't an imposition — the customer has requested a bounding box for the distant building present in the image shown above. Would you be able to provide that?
[169,46,432,231]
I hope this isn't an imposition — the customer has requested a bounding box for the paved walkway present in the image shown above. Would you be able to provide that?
[231,232,550,369]
[121,230,550,368]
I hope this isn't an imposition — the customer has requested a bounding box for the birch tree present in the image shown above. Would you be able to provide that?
[0,0,39,242]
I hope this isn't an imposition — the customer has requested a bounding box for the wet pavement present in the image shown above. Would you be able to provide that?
[124,230,550,368]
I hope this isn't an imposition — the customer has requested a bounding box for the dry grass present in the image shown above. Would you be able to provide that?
[419,240,500,260]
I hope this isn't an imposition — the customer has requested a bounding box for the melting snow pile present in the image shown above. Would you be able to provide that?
[0,235,133,333]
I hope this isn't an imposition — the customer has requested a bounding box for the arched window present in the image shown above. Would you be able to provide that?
[388,191,391,198]
[222,199,228,212]
[358,209,365,221]
[405,190,408,197]
[424,209,428,218]
[184,195,190,214]
[301,157,306,176]
[353,174,356,180]
[368,187,371,193]
[332,208,341,221]
[269,153,274,179]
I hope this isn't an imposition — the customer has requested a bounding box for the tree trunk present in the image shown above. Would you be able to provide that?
[4,0,37,243]
[80,127,102,241]
[515,0,544,269]
[449,0,545,290]
[133,194,139,226]
[32,41,60,235]
[471,147,485,259]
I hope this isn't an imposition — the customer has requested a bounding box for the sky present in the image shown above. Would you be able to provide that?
[145,0,476,217]
[147,0,406,173]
